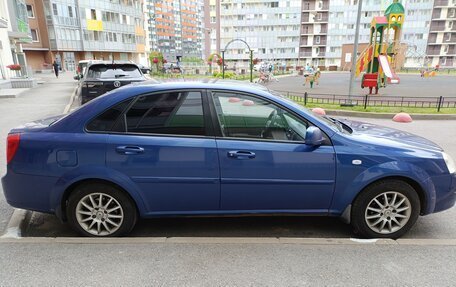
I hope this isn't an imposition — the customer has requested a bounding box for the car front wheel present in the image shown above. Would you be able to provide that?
[67,183,137,237]
[351,180,420,239]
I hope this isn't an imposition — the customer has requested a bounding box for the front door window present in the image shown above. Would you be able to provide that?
[212,92,309,142]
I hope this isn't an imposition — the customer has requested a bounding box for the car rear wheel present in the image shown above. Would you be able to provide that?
[67,183,137,237]
[351,180,420,239]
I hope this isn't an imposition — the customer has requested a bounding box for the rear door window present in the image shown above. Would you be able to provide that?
[86,99,132,132]
[114,91,206,136]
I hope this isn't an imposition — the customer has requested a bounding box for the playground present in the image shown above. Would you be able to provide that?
[267,72,456,99]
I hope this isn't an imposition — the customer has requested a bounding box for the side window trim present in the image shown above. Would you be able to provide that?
[116,89,213,138]
[207,89,332,145]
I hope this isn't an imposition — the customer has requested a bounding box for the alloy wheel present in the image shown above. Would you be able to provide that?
[75,192,124,236]
[364,191,412,234]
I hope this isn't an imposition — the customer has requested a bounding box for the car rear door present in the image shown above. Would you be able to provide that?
[209,91,336,212]
[105,90,220,214]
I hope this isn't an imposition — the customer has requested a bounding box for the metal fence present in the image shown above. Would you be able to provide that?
[276,90,456,112]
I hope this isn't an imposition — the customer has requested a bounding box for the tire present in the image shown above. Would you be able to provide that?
[67,183,137,237]
[351,180,420,239]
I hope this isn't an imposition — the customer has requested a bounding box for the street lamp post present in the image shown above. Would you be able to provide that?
[343,0,364,107]
[221,50,225,79]
[249,49,253,83]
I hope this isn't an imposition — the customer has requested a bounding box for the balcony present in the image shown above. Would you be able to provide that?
[432,10,441,20]
[429,22,446,32]
[314,16,329,23]
[426,48,441,55]
[434,0,449,6]
[0,17,8,29]
[299,52,312,57]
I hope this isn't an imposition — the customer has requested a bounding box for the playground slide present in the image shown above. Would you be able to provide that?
[378,55,400,84]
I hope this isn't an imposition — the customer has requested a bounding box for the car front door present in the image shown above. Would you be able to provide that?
[210,91,336,212]
[105,90,220,214]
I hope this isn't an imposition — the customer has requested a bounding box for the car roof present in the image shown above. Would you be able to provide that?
[128,79,270,93]
[49,79,335,138]
[78,60,102,64]
[86,61,140,69]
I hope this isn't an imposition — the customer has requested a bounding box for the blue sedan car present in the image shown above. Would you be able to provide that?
[3,81,456,238]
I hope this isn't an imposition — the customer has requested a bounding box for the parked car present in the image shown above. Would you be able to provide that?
[137,64,151,74]
[3,81,455,238]
[76,61,146,105]
[74,60,102,80]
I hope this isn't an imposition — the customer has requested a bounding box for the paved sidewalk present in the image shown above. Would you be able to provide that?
[0,71,76,233]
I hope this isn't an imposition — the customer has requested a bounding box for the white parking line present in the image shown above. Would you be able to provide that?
[0,209,29,239]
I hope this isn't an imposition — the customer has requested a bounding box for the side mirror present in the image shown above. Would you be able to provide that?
[305,126,324,146]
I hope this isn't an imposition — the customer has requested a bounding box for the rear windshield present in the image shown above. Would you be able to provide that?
[86,64,142,79]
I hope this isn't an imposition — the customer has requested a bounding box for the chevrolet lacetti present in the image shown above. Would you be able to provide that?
[2,81,456,238]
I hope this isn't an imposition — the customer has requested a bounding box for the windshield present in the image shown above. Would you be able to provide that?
[86,64,142,79]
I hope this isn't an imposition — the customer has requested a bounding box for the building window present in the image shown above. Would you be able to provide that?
[68,6,74,18]
[31,29,39,42]
[91,9,97,20]
[449,9,455,18]
[315,36,321,44]
[26,5,34,18]
[52,3,58,16]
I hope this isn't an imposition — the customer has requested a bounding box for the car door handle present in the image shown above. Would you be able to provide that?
[116,146,145,155]
[227,150,256,159]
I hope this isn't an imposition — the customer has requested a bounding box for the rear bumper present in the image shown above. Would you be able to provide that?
[2,170,58,214]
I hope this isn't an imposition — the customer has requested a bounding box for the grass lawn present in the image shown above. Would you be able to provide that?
[300,102,456,114]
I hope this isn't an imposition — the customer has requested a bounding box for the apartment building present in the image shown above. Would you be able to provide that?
[22,0,52,71]
[299,0,329,67]
[203,0,220,60]
[0,0,15,80]
[22,0,145,72]
[145,0,204,62]
[6,0,32,72]
[219,0,301,66]
[426,0,456,67]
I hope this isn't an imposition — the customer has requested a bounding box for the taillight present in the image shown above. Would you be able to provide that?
[7,133,20,164]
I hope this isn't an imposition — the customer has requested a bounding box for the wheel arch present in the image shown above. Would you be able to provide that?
[353,176,427,215]
[57,178,141,222]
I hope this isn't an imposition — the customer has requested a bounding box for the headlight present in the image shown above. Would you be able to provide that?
[443,152,456,174]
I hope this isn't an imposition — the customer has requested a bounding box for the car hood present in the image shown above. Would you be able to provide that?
[340,119,442,151]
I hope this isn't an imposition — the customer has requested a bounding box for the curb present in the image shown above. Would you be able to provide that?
[324,109,456,120]
[0,209,30,238]
[1,236,456,246]
[63,85,78,114]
